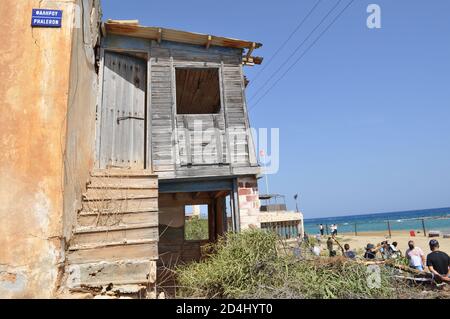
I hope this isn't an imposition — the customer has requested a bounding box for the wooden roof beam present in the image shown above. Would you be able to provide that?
[206,35,212,49]
[157,28,162,43]
[245,42,256,60]
[242,56,263,66]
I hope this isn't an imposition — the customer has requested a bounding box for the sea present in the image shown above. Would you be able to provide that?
[303,207,450,235]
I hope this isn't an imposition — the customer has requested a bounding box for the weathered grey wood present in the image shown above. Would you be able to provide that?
[99,52,147,169]
[88,176,158,189]
[182,115,192,165]
[73,225,159,246]
[67,260,157,288]
[78,211,159,228]
[83,188,158,201]
[213,115,223,164]
[68,241,158,264]
[81,197,158,213]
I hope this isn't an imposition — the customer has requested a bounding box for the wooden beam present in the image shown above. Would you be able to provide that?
[193,192,202,199]
[107,19,139,25]
[214,190,228,199]
[246,42,256,60]
[206,35,212,49]
[157,28,162,43]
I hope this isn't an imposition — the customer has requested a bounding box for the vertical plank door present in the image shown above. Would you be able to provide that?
[98,52,147,169]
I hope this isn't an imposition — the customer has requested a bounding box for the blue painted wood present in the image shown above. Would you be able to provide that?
[102,34,151,52]
[159,179,233,193]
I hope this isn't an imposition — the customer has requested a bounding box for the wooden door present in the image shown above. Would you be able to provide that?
[98,52,147,169]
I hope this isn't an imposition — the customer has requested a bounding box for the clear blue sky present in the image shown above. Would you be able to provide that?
[102,0,450,218]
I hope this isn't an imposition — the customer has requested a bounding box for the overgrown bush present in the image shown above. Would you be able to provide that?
[176,229,427,299]
[184,216,209,240]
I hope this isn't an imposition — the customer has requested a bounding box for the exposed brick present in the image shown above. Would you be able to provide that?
[238,188,252,196]
[245,182,258,188]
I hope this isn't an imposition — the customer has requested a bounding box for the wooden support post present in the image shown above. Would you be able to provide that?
[232,179,240,232]
[387,220,392,238]
[157,28,162,44]
[245,42,256,60]
[206,35,212,49]
[422,219,427,237]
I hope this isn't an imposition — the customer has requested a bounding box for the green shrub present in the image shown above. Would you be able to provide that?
[184,216,209,240]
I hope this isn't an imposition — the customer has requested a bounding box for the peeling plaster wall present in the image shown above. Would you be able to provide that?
[63,0,99,241]
[0,0,98,298]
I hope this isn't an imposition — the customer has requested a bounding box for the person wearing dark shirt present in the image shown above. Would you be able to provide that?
[426,240,450,282]
[364,243,380,260]
[326,237,335,257]
[344,244,356,259]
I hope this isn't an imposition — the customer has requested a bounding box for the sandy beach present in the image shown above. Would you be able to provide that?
[321,230,450,256]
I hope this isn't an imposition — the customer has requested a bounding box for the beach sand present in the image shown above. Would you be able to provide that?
[322,230,450,255]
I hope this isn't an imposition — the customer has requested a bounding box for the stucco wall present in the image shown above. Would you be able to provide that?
[63,0,99,241]
[0,0,99,298]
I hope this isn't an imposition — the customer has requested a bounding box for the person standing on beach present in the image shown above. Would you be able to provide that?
[327,237,335,257]
[319,224,324,236]
[405,240,425,271]
[426,240,450,282]
[333,224,338,236]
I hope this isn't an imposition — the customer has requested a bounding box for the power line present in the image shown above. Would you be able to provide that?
[248,0,343,103]
[251,0,323,85]
[249,0,355,112]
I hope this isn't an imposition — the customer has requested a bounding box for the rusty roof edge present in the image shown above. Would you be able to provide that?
[103,21,263,50]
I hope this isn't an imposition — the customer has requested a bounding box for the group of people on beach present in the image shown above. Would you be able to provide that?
[319,223,337,236]
[312,232,450,283]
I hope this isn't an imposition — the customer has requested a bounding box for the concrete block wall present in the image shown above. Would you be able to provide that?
[237,177,261,229]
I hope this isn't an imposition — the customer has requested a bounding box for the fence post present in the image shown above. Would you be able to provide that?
[354,223,357,236]
[387,220,392,238]
[422,219,427,237]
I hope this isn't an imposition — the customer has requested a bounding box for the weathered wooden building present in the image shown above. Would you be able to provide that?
[64,20,265,297]
[1,0,269,297]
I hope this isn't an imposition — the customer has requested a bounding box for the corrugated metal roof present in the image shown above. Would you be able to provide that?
[104,21,263,51]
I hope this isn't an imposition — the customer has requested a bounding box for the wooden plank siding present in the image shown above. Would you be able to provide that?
[100,35,260,179]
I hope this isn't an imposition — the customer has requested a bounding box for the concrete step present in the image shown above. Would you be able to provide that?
[67,240,158,264]
[66,259,157,289]
[78,210,158,228]
[81,197,158,213]
[83,188,158,201]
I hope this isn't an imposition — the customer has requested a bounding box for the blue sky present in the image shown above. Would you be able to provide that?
[102,0,450,218]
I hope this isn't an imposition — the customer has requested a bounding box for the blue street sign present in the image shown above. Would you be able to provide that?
[31,9,63,28]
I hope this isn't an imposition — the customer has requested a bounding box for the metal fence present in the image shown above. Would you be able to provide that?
[307,215,450,237]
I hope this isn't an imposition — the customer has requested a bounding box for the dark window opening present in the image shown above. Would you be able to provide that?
[176,68,221,114]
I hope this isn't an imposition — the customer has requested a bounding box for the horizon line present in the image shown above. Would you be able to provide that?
[303,206,450,221]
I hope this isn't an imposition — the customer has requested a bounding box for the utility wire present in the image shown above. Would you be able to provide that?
[249,0,355,112]
[248,0,343,103]
[251,0,323,84]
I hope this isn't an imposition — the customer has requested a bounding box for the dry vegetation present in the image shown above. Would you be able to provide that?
[175,229,442,299]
